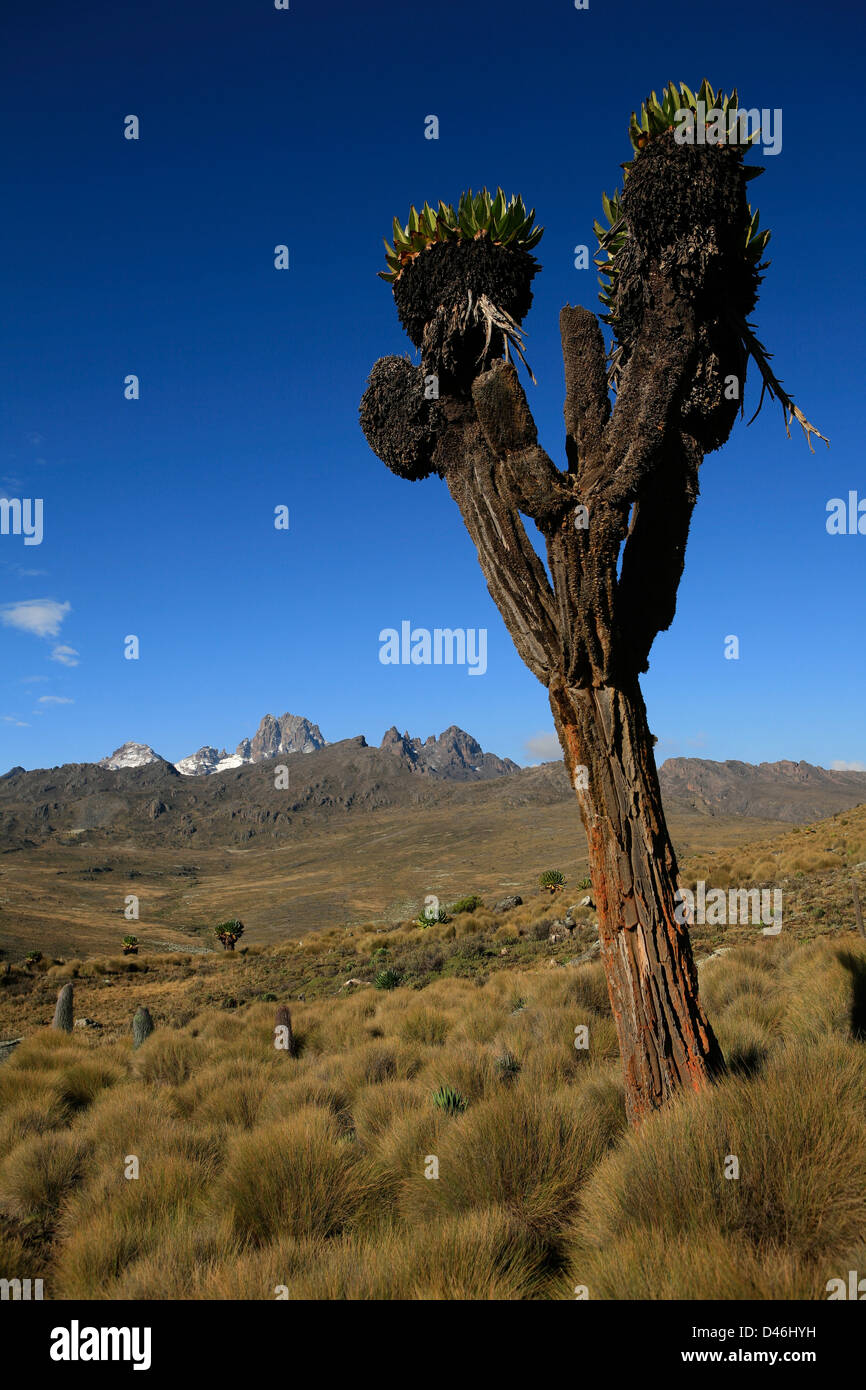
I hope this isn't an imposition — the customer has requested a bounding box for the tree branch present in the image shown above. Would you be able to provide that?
[471,360,574,531]
[583,273,697,507]
[437,419,562,683]
[559,305,611,479]
[617,432,701,671]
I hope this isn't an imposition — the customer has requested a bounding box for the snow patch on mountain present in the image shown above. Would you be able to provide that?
[98,742,166,771]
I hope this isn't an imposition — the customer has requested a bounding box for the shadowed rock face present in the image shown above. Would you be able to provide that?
[246,714,326,762]
[176,715,327,775]
[379,724,519,780]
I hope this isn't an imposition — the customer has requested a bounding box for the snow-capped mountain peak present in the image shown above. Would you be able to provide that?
[174,714,327,776]
[98,742,165,771]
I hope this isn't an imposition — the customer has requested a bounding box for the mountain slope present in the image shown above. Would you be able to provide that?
[659,758,866,822]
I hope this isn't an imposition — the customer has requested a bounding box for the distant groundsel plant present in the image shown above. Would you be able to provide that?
[360,80,827,1122]
[539,870,566,893]
[213,918,244,952]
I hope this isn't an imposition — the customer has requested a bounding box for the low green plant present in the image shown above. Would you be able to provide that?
[417,907,450,927]
[375,968,402,991]
[449,896,484,915]
[432,1085,468,1116]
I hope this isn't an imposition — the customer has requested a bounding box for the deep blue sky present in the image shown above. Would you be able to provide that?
[1,0,863,773]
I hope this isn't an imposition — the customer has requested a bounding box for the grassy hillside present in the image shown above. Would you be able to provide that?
[0,792,784,961]
[1,802,865,1300]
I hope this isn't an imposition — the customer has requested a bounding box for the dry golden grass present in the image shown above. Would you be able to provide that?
[1,873,865,1299]
[571,1031,866,1297]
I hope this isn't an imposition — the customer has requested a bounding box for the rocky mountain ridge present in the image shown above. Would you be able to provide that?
[657,757,866,822]
[94,714,516,783]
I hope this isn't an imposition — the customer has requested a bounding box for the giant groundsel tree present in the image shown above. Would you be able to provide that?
[360,81,826,1122]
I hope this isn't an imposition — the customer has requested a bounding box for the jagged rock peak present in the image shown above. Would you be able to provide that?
[246,713,326,762]
[379,725,518,781]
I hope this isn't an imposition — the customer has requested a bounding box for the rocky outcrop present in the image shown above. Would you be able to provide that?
[246,713,326,762]
[379,724,518,781]
[176,715,327,775]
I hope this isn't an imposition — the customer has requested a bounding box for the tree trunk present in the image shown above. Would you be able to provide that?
[549,675,725,1123]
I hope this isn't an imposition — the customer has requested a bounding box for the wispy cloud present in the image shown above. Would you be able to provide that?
[1,598,70,639]
[20,675,49,684]
[832,759,866,772]
[38,695,73,705]
[50,644,79,667]
[524,731,561,761]
[1,715,29,727]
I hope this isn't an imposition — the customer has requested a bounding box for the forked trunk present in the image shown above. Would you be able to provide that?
[549,676,725,1123]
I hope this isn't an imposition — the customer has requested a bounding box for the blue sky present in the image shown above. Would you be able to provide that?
[1,0,863,773]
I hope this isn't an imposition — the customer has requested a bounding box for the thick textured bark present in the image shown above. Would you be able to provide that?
[549,676,725,1123]
[424,365,725,1122]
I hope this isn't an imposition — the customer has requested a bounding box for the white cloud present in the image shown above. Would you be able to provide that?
[50,644,79,667]
[1,598,70,639]
[524,730,562,761]
[1,715,29,727]
[38,695,73,705]
[832,760,866,772]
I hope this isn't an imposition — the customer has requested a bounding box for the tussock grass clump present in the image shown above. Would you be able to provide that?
[419,1039,498,1103]
[401,1086,622,1237]
[278,1207,547,1300]
[0,1131,89,1220]
[133,1033,207,1085]
[214,1109,377,1245]
[351,1081,425,1144]
[0,1034,126,1124]
[54,1156,214,1299]
[259,1077,352,1131]
[0,1069,65,1127]
[399,1006,450,1047]
[563,1225,825,1301]
[573,1035,866,1296]
[782,939,866,1042]
[0,1221,37,1279]
[52,1058,125,1114]
[0,1095,68,1161]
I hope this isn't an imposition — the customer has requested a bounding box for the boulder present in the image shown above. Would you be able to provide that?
[494,895,523,913]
